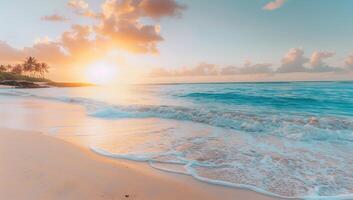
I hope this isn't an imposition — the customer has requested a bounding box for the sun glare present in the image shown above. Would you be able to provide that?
[86,62,117,85]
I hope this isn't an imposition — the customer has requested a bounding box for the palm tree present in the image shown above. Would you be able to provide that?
[6,64,13,72]
[11,64,23,75]
[1,57,50,78]
[0,64,6,72]
[34,63,41,78]
[23,57,38,77]
[39,63,49,78]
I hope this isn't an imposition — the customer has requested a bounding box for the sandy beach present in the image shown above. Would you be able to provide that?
[0,128,278,200]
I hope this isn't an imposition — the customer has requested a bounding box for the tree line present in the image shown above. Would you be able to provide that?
[0,57,50,78]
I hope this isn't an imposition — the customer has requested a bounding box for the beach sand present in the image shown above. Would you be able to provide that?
[0,128,279,200]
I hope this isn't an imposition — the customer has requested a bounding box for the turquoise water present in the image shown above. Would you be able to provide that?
[1,81,353,199]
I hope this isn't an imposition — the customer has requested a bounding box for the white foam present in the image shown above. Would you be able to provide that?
[2,86,353,199]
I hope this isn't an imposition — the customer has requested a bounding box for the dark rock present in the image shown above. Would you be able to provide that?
[0,80,48,88]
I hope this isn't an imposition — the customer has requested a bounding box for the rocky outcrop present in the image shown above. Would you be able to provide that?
[0,80,49,88]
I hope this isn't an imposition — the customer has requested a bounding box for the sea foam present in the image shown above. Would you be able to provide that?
[1,82,353,199]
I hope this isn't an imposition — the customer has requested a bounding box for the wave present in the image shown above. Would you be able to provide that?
[2,88,353,199]
[89,121,353,198]
[1,89,353,143]
[89,125,353,199]
[180,92,320,104]
[178,92,353,116]
[92,106,353,142]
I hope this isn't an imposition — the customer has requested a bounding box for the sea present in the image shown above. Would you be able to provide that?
[0,81,352,199]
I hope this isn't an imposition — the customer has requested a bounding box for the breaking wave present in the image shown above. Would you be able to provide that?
[1,82,353,199]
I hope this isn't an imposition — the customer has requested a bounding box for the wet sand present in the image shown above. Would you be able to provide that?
[0,128,278,200]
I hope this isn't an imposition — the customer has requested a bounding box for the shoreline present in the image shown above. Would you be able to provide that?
[1,86,352,200]
[0,80,95,88]
[0,128,279,200]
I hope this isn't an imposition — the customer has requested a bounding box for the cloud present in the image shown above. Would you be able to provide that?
[0,0,186,67]
[178,63,219,76]
[41,14,68,22]
[68,0,89,10]
[310,51,335,67]
[99,0,185,20]
[308,51,339,72]
[277,48,309,73]
[0,26,93,65]
[60,25,94,55]
[151,48,344,78]
[276,49,342,73]
[58,24,114,66]
[345,54,353,70]
[22,41,68,64]
[263,0,286,11]
[0,25,100,66]
[67,0,186,53]
[148,47,351,80]
[139,0,186,19]
[96,17,163,53]
[95,0,185,53]
[0,40,67,64]
[0,41,23,62]
[68,0,97,17]
[221,61,273,75]
[151,63,219,77]
[151,61,273,77]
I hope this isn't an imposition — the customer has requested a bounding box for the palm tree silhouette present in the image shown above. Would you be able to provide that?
[0,64,6,72]
[39,63,49,78]
[6,64,13,72]
[11,64,23,74]
[34,63,41,78]
[23,57,38,76]
[0,57,50,78]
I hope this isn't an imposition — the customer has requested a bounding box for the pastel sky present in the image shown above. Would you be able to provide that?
[0,0,353,83]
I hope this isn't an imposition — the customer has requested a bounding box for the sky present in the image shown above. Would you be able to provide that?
[0,0,353,83]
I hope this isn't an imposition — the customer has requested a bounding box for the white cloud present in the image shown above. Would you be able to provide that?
[310,51,335,67]
[277,48,309,73]
[308,51,339,72]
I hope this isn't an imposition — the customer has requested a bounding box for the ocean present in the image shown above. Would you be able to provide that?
[1,81,352,199]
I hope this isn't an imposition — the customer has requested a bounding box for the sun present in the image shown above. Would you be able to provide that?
[86,61,117,85]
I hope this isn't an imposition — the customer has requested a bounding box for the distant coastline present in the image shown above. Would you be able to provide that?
[0,72,94,88]
[0,56,94,88]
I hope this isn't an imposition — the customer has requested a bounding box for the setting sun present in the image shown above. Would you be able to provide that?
[86,61,117,85]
